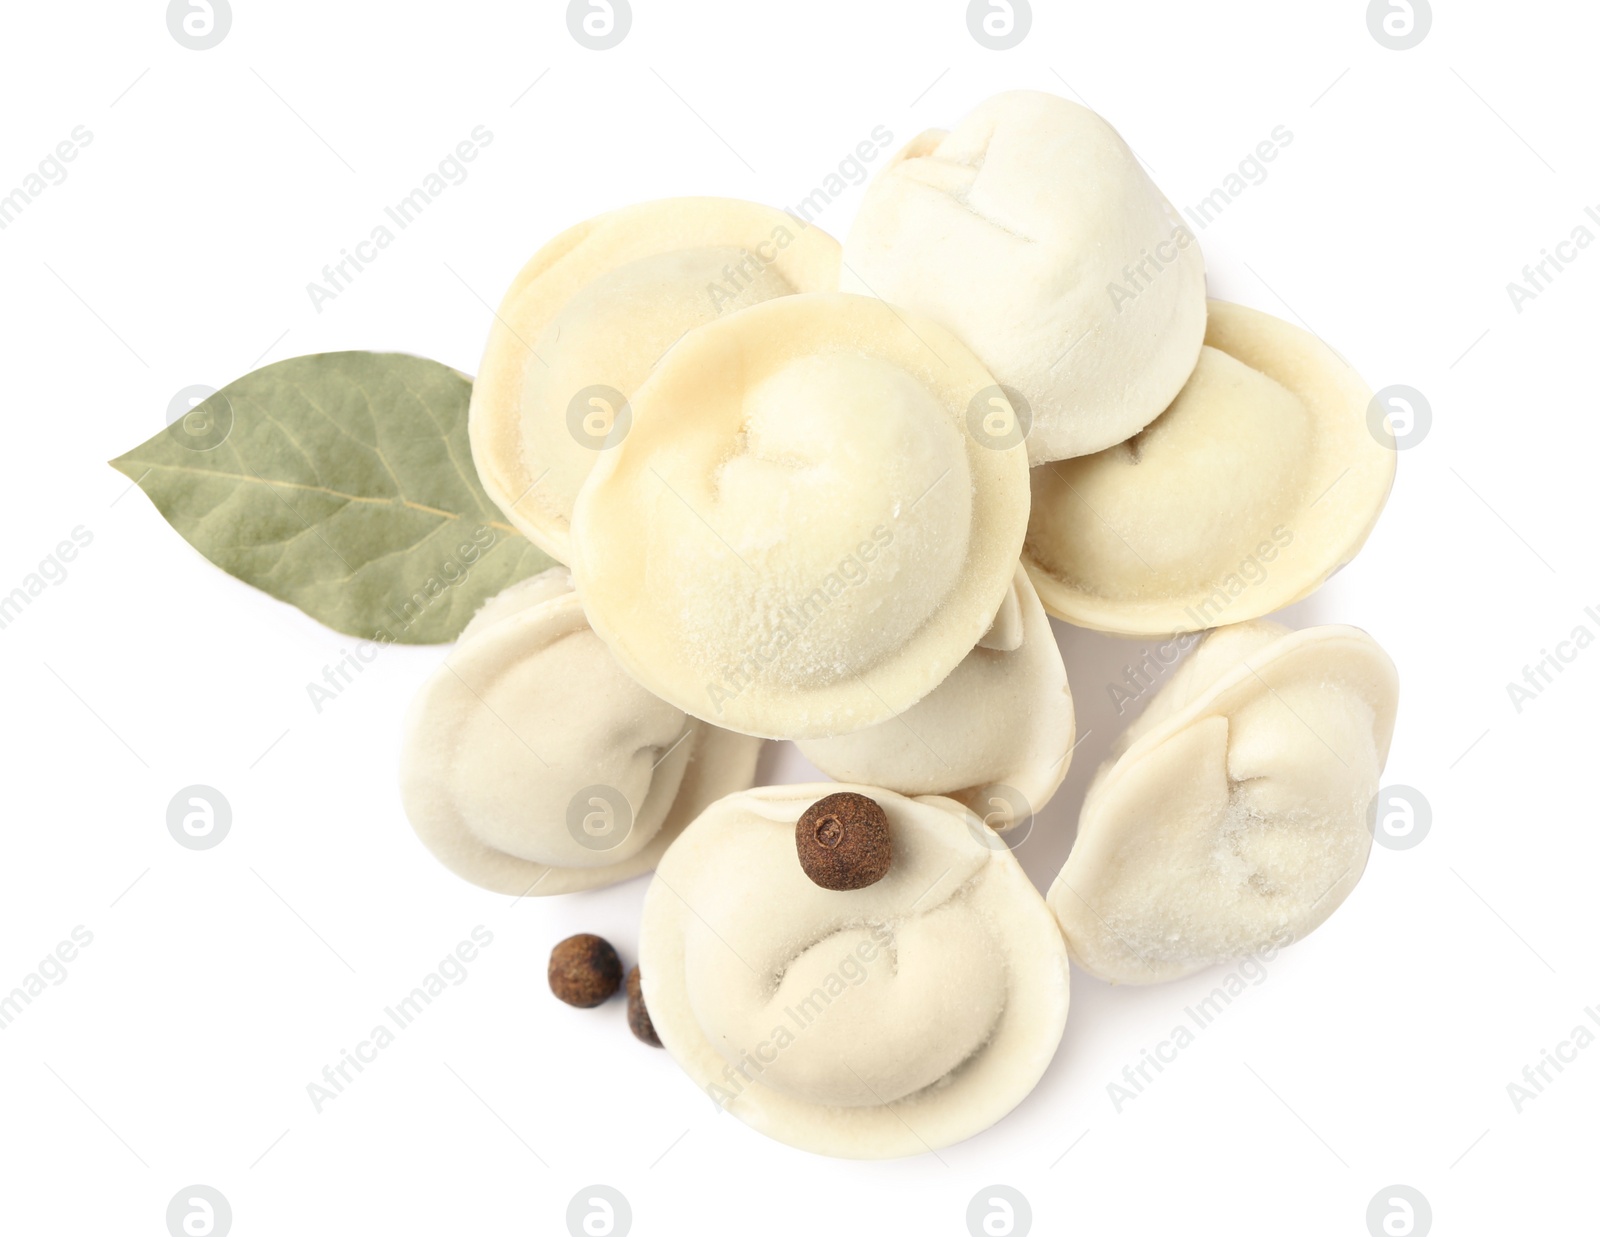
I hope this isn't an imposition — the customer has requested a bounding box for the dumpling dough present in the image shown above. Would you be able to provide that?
[569,292,1031,740]
[1024,299,1397,636]
[1048,621,1399,984]
[469,198,841,561]
[797,567,1075,824]
[638,785,1070,1158]
[842,90,1205,463]
[399,569,762,895]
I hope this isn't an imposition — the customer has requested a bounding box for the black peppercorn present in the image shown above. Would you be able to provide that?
[548,933,623,1007]
[796,792,892,890]
[626,965,662,1047]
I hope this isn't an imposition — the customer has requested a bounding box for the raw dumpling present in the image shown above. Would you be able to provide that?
[568,291,1031,740]
[797,566,1075,825]
[1024,299,1397,636]
[469,198,841,561]
[842,90,1205,463]
[638,785,1071,1158]
[1048,621,1399,984]
[399,570,762,895]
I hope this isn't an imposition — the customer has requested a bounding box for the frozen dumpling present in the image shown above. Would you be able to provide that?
[569,292,1030,740]
[1024,300,1397,635]
[638,784,1070,1157]
[843,90,1205,463]
[400,570,762,895]
[1048,621,1399,984]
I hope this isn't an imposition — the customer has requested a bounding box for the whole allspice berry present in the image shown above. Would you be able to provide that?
[626,965,662,1047]
[796,791,892,891]
[548,933,623,1008]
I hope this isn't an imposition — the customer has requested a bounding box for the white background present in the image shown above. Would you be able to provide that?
[1,1,1594,1233]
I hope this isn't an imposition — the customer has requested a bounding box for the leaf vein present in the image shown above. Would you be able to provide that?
[287,375,405,496]
[128,462,519,534]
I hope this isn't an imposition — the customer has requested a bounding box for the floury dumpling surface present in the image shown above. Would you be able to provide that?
[1048,621,1399,984]
[638,785,1070,1158]
[798,567,1075,822]
[469,198,841,562]
[569,292,1030,740]
[842,90,1206,463]
[399,571,761,895]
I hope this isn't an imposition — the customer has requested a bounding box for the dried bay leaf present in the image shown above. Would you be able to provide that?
[111,352,553,643]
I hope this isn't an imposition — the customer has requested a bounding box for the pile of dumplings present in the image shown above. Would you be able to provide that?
[399,90,1399,1159]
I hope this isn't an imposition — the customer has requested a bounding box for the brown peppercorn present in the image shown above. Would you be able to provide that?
[548,934,622,1007]
[626,965,662,1047]
[796,792,892,890]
